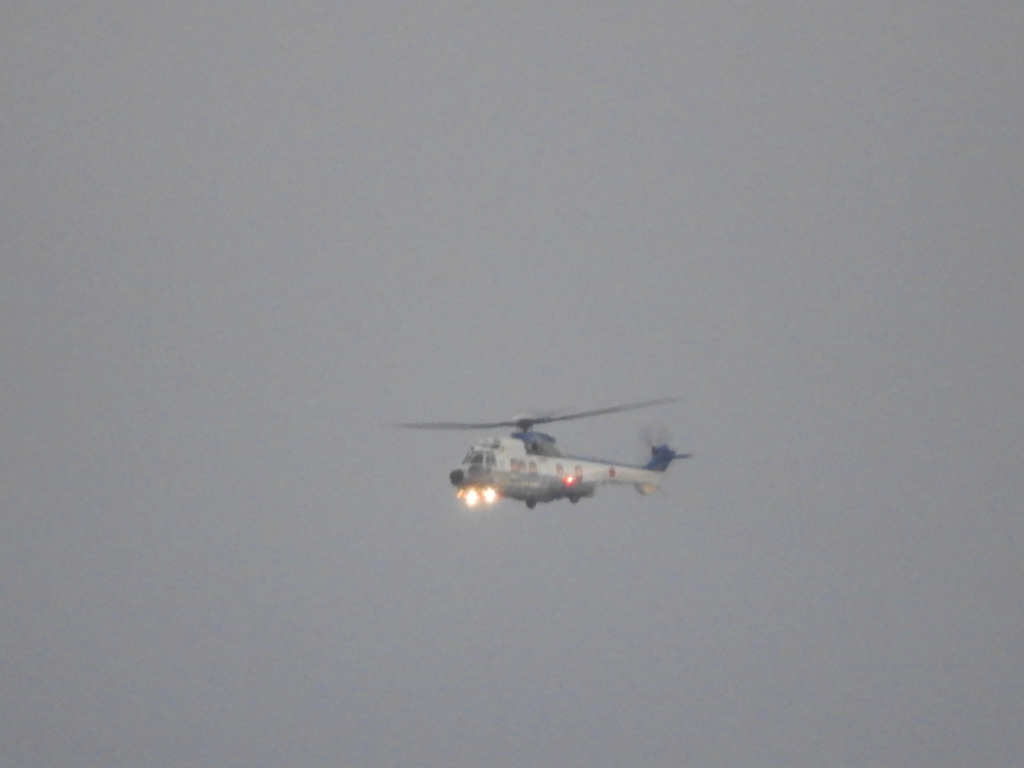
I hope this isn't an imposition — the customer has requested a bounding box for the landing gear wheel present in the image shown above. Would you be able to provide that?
[569,495,579,504]
[526,499,537,509]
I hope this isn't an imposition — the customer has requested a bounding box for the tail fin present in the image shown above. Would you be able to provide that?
[643,445,692,472]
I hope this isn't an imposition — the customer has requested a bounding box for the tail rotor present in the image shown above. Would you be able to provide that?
[640,424,692,473]
[640,424,672,454]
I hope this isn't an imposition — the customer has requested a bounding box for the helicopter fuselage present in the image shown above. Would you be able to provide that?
[449,432,675,508]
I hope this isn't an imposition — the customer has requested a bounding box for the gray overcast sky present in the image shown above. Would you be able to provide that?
[3,3,1022,766]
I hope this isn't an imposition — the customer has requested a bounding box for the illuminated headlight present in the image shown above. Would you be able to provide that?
[458,487,499,507]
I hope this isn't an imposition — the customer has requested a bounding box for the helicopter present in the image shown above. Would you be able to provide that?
[395,398,691,509]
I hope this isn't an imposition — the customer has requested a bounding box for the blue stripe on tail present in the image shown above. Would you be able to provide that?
[643,445,692,472]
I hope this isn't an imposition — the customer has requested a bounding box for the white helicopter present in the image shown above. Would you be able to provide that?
[395,398,691,509]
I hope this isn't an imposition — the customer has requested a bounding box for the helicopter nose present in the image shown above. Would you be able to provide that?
[449,468,464,486]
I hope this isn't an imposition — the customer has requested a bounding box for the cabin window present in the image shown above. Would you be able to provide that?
[574,465,583,479]
[528,461,538,474]
[555,464,563,475]
[485,452,495,467]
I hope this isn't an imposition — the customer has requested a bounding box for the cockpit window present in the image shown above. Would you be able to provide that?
[466,452,484,465]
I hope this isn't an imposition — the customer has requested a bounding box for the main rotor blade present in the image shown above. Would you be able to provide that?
[390,419,520,430]
[525,397,681,426]
[391,397,680,432]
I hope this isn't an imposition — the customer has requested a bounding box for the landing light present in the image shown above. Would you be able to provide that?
[563,475,576,486]
[457,487,499,508]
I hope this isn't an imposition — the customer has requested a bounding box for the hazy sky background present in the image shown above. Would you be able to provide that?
[3,3,1022,766]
